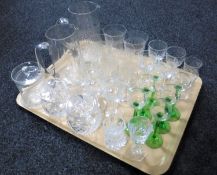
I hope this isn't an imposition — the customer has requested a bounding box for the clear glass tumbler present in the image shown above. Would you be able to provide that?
[103,116,127,151]
[40,78,70,118]
[11,61,44,108]
[67,92,102,135]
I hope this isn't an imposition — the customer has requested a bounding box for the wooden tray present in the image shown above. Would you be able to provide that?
[16,46,202,175]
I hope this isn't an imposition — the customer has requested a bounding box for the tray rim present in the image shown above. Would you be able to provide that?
[15,47,203,174]
[15,76,202,175]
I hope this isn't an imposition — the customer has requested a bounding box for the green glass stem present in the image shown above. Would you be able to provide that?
[175,85,182,101]
[146,121,163,149]
[157,121,171,134]
[142,106,152,119]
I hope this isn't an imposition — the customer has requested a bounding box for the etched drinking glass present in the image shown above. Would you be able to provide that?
[103,116,127,151]
[40,78,70,118]
[11,61,44,108]
[67,91,102,135]
[148,40,168,77]
[78,34,104,86]
[128,116,153,161]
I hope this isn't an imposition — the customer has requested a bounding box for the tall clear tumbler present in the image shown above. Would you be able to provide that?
[35,23,79,83]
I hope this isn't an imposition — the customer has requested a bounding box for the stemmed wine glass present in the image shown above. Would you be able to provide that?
[146,100,168,149]
[183,56,203,86]
[128,116,153,161]
[148,39,167,73]
[165,46,186,81]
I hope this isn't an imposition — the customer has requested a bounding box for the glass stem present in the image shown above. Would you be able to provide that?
[153,121,159,137]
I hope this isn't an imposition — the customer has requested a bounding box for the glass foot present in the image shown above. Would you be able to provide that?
[146,132,163,149]
[168,106,181,121]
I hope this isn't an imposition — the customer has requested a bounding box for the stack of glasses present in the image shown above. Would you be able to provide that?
[11,1,203,162]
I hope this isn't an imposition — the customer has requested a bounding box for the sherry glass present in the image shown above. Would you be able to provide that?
[146,103,168,149]
[160,84,182,121]
[128,116,153,161]
[148,40,168,77]
[165,46,186,81]
[183,56,203,87]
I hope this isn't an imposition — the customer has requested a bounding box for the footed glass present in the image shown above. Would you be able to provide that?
[128,116,153,161]
[146,111,167,149]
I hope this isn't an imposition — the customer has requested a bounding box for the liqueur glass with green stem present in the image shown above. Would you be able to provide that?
[127,88,145,118]
[143,75,159,106]
[165,84,182,122]
[146,111,164,149]
[154,99,170,134]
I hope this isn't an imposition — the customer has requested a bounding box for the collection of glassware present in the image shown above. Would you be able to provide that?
[11,1,203,161]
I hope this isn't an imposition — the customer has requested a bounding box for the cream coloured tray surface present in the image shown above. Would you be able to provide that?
[16,46,202,175]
